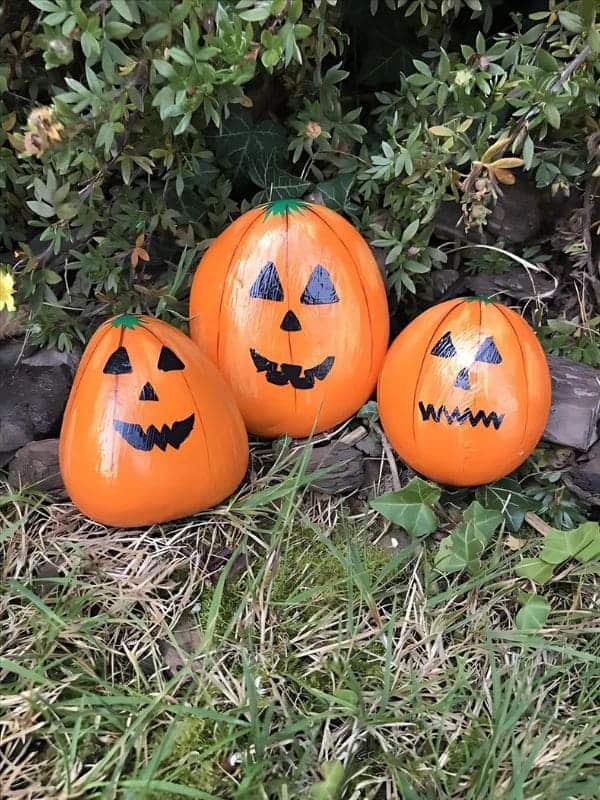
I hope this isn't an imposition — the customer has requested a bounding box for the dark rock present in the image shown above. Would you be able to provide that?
[566,440,600,505]
[487,179,542,244]
[306,441,367,495]
[434,177,543,246]
[544,356,600,451]
[8,438,64,492]
[0,340,80,463]
[442,267,557,303]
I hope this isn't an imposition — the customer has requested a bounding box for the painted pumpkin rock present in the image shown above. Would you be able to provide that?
[378,298,552,486]
[189,199,389,438]
[59,314,249,527]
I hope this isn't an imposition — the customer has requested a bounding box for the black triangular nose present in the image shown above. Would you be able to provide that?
[454,368,471,390]
[139,382,159,401]
[280,309,302,332]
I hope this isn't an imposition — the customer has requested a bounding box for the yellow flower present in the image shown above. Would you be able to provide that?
[0,270,16,313]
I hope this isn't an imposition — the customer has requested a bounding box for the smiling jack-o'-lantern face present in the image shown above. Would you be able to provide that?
[189,199,389,438]
[378,298,552,486]
[59,314,248,527]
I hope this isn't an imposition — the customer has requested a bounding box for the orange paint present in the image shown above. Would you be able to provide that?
[378,298,552,486]
[189,200,389,438]
[59,314,248,527]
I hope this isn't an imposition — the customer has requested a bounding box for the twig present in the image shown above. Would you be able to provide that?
[551,45,592,95]
[524,511,553,536]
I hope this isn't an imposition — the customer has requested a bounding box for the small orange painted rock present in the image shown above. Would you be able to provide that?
[378,298,551,486]
[189,199,389,438]
[59,314,248,527]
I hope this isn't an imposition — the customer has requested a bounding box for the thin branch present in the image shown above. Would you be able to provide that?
[551,45,592,95]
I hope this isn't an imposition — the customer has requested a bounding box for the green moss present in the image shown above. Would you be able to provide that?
[149,718,232,798]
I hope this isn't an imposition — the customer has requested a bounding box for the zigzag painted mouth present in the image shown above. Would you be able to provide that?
[114,413,195,451]
[250,348,334,390]
[419,402,504,429]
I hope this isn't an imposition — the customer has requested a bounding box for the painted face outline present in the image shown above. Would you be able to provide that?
[104,342,196,451]
[248,262,338,390]
[419,330,505,429]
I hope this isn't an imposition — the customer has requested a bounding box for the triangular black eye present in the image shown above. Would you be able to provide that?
[250,262,283,301]
[300,265,339,305]
[158,346,184,371]
[475,337,502,364]
[103,346,132,374]
[431,332,457,358]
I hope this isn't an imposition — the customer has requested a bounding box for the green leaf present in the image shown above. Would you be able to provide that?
[169,47,194,66]
[434,536,467,574]
[81,31,100,58]
[540,522,600,565]
[545,104,561,129]
[30,0,62,11]
[401,218,420,244]
[589,27,600,54]
[208,108,286,191]
[239,8,271,22]
[143,22,172,42]
[515,558,554,585]
[250,150,311,201]
[434,502,503,575]
[105,21,133,39]
[429,125,454,137]
[370,477,441,537]
[112,0,134,22]
[516,595,550,632]
[317,174,354,212]
[476,478,535,532]
[557,10,584,34]
[522,136,534,170]
[310,759,345,800]
[27,200,56,218]
[153,59,176,79]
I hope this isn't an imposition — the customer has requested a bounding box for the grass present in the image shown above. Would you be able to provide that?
[1,439,600,799]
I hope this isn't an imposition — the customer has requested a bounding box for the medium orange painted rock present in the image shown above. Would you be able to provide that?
[378,298,551,486]
[189,199,389,437]
[59,314,248,526]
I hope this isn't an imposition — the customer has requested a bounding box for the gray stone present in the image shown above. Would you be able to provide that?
[8,438,64,492]
[0,339,80,461]
[544,356,600,451]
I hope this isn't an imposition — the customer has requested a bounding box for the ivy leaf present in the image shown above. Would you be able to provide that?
[476,478,535,532]
[310,759,345,800]
[516,595,550,632]
[252,162,311,202]
[540,522,600,564]
[317,174,355,212]
[208,108,287,191]
[370,477,441,537]
[435,502,503,575]
[515,558,554,585]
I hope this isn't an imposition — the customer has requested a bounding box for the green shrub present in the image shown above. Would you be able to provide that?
[0,0,598,348]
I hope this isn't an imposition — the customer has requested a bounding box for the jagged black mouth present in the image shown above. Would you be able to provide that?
[114,413,195,451]
[419,402,504,430]
[250,348,334,390]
